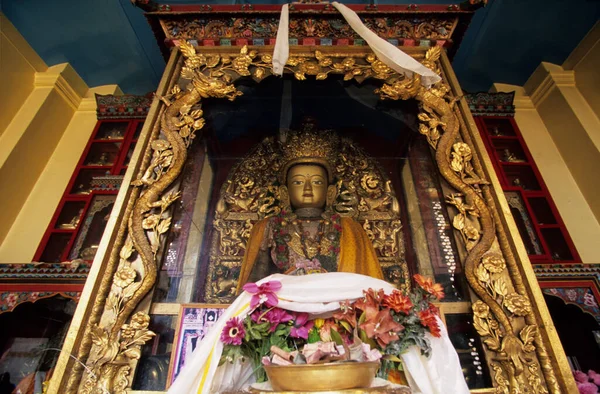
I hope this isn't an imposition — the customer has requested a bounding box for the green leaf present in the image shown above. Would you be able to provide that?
[383,354,403,362]
[339,320,352,333]
[330,328,344,346]
[358,311,366,325]
[308,327,321,344]
[274,325,290,337]
[359,329,377,349]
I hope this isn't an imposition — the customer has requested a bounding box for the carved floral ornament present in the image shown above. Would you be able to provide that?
[64,42,569,394]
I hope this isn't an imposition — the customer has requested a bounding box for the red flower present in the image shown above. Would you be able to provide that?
[414,274,445,300]
[277,245,286,253]
[418,309,441,338]
[360,308,404,347]
[355,288,384,322]
[383,290,413,314]
[333,300,357,328]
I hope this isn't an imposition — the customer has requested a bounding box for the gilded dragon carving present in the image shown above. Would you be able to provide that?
[70,42,562,393]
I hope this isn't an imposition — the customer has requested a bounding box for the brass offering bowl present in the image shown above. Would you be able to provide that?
[264,362,380,391]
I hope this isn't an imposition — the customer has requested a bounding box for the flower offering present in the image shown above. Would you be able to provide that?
[220,274,445,383]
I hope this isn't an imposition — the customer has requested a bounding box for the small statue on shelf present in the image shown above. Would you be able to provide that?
[89,152,110,166]
[552,251,562,261]
[74,183,91,195]
[490,126,503,136]
[512,178,525,189]
[58,208,84,229]
[502,148,523,163]
[106,128,123,140]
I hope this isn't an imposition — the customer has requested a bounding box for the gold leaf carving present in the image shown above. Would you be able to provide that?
[493,278,508,297]
[504,293,532,316]
[482,253,506,274]
[452,214,465,230]
[476,262,490,283]
[75,45,556,394]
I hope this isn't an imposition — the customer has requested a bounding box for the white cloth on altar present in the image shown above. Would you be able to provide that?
[271,2,441,88]
[166,273,469,394]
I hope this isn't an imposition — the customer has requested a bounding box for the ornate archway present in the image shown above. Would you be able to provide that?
[48,41,576,394]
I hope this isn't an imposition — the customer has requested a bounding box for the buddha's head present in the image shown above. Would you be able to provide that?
[286,164,328,210]
[278,120,339,213]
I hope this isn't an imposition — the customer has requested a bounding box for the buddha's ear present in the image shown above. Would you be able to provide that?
[326,184,337,208]
[278,185,291,211]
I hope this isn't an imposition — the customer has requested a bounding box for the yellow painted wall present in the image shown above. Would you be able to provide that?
[0,13,47,138]
[0,13,122,263]
[564,21,600,117]
[491,22,600,264]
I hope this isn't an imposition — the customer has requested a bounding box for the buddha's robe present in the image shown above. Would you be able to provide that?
[236,217,383,293]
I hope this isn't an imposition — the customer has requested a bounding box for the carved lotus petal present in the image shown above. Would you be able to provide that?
[452,142,472,158]
[371,60,391,74]
[114,265,136,288]
[120,323,136,340]
[472,300,490,318]
[504,293,532,316]
[482,253,506,274]
[142,214,160,230]
[299,61,321,76]
[151,139,170,152]
[130,312,151,330]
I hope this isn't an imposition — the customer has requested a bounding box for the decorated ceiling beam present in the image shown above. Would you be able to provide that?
[136,1,479,60]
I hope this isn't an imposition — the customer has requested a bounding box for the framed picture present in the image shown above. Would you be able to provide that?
[167,303,229,387]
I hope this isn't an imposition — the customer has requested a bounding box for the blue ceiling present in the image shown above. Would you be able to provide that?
[2,0,598,95]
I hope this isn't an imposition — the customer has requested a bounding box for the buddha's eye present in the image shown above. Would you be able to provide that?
[292,180,303,186]
[313,180,324,185]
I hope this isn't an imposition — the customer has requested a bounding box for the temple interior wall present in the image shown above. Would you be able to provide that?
[492,22,600,264]
[0,13,121,263]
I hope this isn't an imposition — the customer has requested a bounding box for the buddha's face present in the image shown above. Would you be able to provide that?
[287,164,328,210]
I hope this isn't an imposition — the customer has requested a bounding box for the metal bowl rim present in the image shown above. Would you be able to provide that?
[264,361,380,370]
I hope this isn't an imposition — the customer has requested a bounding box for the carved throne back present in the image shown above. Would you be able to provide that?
[204,133,408,303]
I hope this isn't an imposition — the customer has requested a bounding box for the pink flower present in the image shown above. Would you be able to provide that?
[252,308,294,332]
[290,313,314,339]
[592,375,600,386]
[220,317,245,345]
[589,370,599,378]
[265,308,293,332]
[577,382,598,394]
[243,280,282,309]
[575,370,589,383]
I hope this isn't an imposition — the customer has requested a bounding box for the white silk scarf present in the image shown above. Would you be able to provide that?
[167,273,469,394]
[271,2,441,88]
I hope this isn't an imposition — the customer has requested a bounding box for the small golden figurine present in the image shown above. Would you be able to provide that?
[106,128,123,140]
[512,178,523,188]
[490,125,502,136]
[74,183,91,195]
[502,148,523,163]
[59,208,84,229]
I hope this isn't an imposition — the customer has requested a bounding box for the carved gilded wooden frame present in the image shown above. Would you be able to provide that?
[47,44,577,394]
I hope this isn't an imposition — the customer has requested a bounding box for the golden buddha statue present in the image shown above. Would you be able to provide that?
[236,127,384,291]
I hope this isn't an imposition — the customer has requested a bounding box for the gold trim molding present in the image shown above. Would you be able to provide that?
[48,44,576,394]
